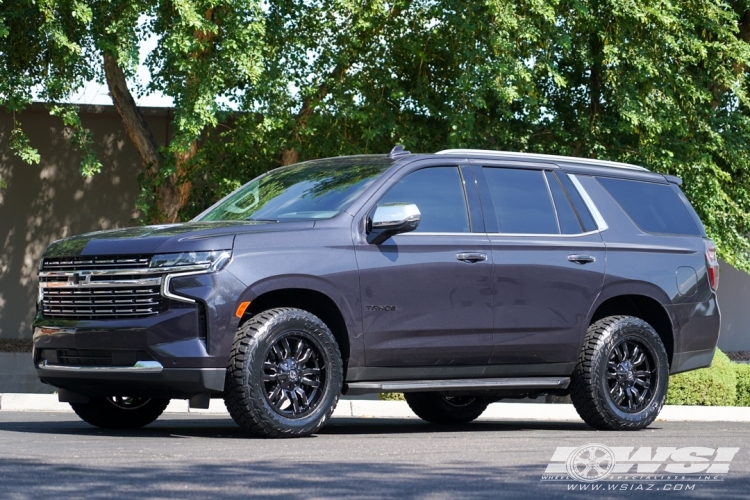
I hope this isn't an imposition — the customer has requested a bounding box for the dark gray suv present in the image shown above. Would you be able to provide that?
[33,147,721,437]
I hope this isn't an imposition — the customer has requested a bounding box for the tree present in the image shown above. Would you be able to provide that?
[190,0,750,271]
[0,0,264,222]
[3,0,750,272]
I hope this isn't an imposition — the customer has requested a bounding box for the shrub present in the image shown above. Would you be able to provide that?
[666,349,737,406]
[734,363,750,407]
[379,392,405,401]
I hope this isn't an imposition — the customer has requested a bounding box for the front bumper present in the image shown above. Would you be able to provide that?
[32,268,246,398]
[35,360,224,398]
[32,303,225,398]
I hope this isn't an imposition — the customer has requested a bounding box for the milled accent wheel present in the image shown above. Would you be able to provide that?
[70,396,169,429]
[404,392,489,424]
[570,315,669,430]
[224,307,343,438]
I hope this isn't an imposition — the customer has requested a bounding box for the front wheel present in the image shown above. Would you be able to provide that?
[405,392,489,424]
[569,315,669,430]
[224,307,343,438]
[70,396,169,429]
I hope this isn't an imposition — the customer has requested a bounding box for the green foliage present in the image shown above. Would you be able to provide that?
[379,392,405,401]
[666,349,737,406]
[8,126,40,165]
[49,104,102,176]
[734,363,750,406]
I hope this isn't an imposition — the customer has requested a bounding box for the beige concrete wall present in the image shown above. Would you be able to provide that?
[716,260,750,352]
[0,104,170,339]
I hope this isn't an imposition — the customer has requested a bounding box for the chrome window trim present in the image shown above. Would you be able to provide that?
[568,175,609,231]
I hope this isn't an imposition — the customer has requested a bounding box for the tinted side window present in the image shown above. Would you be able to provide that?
[378,167,470,233]
[597,177,700,236]
[545,171,583,234]
[483,167,558,234]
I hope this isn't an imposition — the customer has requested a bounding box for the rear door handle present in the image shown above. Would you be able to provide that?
[457,252,487,263]
[568,254,596,264]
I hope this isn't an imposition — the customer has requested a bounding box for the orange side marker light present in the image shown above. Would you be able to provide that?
[235,301,251,318]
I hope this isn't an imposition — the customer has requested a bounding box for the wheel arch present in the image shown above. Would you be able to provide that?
[234,276,359,375]
[588,292,674,367]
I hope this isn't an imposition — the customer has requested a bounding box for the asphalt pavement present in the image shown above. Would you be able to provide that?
[0,412,748,499]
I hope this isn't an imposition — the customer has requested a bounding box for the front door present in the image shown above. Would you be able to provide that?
[355,165,494,367]
[473,164,606,366]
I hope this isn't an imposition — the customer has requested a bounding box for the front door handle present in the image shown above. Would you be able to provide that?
[568,254,596,265]
[457,252,487,263]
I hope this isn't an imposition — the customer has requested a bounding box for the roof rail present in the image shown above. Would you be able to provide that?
[435,149,649,172]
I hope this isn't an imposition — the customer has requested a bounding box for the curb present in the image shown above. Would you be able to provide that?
[3,394,750,422]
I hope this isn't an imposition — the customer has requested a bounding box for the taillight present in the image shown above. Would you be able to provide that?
[704,239,719,291]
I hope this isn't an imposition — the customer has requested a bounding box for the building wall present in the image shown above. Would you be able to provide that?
[1,104,749,353]
[715,260,750,352]
[0,104,170,339]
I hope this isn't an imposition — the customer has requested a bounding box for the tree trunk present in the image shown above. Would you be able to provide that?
[281,148,299,166]
[103,53,161,175]
[102,6,216,224]
[157,142,197,223]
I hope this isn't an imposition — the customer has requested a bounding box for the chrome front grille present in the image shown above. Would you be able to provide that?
[39,254,166,319]
[41,285,164,318]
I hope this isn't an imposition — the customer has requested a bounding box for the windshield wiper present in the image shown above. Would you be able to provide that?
[244,218,279,222]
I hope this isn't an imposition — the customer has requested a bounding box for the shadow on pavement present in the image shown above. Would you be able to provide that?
[0,455,746,499]
[0,415,595,440]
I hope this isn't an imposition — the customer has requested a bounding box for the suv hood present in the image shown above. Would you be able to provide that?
[43,221,315,258]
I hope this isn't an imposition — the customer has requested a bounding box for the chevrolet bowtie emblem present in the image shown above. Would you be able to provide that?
[68,272,91,284]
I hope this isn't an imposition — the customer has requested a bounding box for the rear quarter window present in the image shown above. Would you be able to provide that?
[596,177,700,236]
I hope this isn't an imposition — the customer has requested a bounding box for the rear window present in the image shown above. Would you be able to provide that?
[596,177,700,236]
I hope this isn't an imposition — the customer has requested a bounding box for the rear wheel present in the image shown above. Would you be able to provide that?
[70,396,169,429]
[570,315,669,430]
[404,392,488,424]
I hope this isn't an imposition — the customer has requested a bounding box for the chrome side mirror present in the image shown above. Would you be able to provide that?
[368,203,421,244]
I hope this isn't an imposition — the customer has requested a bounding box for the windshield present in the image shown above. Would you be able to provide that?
[195,157,393,222]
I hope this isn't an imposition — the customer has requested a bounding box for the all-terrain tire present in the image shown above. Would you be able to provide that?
[70,397,169,429]
[224,307,343,438]
[569,315,669,430]
[404,392,489,424]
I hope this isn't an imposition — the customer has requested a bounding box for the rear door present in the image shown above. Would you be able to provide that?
[355,162,494,367]
[472,162,607,366]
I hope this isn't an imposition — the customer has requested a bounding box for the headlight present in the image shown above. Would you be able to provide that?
[149,250,232,272]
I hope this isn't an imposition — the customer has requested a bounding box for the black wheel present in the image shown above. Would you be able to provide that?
[404,392,489,424]
[570,315,669,430]
[70,396,169,429]
[224,307,343,438]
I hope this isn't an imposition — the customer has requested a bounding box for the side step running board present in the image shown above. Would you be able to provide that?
[345,377,569,395]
